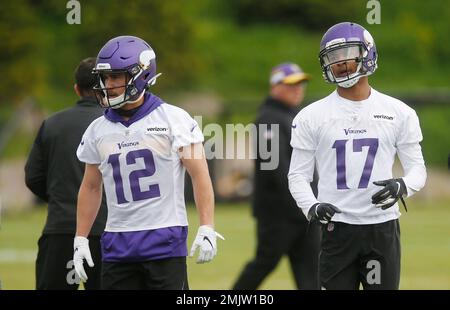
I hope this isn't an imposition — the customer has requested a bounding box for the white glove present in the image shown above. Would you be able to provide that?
[189,225,225,264]
[73,236,94,283]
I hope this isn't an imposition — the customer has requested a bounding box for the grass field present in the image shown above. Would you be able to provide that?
[0,199,449,290]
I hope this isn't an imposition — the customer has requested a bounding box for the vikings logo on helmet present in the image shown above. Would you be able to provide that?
[319,22,378,89]
[92,36,162,109]
[363,30,374,51]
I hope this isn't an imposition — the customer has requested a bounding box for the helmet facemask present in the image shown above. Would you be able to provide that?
[93,65,146,109]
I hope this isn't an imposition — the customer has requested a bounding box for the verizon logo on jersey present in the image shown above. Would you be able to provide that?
[344,128,367,135]
[117,141,139,150]
[373,114,394,120]
[147,127,168,132]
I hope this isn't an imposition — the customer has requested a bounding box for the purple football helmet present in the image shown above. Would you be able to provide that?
[319,22,377,88]
[92,36,161,109]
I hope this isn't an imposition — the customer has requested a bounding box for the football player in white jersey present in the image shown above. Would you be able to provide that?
[288,22,426,289]
[72,36,223,289]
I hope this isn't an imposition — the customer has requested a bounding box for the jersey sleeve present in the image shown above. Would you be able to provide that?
[77,123,101,164]
[397,110,423,145]
[288,148,319,218]
[290,114,316,151]
[169,107,204,152]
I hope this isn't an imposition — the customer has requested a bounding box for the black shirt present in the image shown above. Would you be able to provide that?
[25,98,107,235]
[252,96,316,221]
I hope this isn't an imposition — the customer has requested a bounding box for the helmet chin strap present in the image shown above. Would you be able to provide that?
[337,76,361,88]
[107,92,127,109]
[109,90,145,109]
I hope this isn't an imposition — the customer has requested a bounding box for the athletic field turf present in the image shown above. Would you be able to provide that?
[0,199,449,289]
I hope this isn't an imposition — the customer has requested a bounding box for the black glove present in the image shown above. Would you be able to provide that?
[371,178,408,211]
[308,203,342,224]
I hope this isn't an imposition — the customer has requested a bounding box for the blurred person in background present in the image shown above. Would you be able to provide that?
[25,57,107,290]
[233,63,320,290]
[288,22,427,290]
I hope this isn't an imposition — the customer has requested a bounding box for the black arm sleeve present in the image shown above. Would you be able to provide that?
[24,121,48,202]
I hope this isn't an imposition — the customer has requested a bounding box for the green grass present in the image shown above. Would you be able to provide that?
[1,199,449,290]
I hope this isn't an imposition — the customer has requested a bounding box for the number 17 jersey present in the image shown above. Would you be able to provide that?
[291,89,423,224]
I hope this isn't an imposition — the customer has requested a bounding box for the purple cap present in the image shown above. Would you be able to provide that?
[270,63,310,85]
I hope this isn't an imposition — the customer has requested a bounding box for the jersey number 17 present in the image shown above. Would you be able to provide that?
[332,138,379,189]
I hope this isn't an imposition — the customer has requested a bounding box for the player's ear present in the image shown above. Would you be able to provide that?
[74,84,82,98]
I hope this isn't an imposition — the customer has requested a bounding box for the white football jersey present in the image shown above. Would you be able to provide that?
[291,89,423,224]
[77,95,203,232]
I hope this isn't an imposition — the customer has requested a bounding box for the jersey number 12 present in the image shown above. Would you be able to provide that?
[108,149,160,204]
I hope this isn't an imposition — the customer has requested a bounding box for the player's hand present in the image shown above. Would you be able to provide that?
[189,225,225,264]
[372,178,407,210]
[73,236,94,282]
[309,203,342,224]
